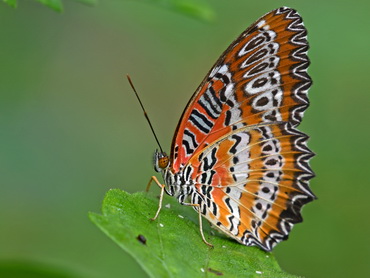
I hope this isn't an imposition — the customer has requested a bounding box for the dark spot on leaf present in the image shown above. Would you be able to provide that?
[208,267,223,276]
[136,234,147,245]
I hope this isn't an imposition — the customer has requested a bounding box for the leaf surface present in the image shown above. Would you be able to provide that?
[89,189,298,278]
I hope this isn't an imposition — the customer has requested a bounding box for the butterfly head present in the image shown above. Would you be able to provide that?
[153,150,169,172]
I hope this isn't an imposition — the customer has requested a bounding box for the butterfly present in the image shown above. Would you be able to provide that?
[146,6,316,251]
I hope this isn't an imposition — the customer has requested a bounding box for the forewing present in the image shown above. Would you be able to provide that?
[188,122,315,251]
[171,7,311,172]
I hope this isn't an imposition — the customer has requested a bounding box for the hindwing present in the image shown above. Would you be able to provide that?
[188,122,315,251]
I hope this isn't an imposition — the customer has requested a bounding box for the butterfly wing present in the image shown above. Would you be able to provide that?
[170,7,312,172]
[170,7,315,250]
[187,122,315,251]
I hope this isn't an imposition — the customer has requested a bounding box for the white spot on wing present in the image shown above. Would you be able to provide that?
[241,42,279,69]
[218,65,229,74]
[223,193,241,236]
[243,55,280,78]
[256,20,266,28]
[238,30,276,57]
[251,88,283,111]
[244,70,281,95]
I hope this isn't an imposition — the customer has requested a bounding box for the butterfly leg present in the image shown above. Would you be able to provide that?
[182,202,213,248]
[146,176,165,221]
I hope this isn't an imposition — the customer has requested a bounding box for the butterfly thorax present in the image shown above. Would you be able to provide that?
[153,150,196,204]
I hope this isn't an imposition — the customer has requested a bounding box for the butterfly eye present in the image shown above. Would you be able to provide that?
[154,151,169,172]
[158,156,169,169]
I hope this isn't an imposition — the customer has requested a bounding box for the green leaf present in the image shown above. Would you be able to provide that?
[3,0,17,8]
[0,260,80,278]
[3,0,210,20]
[36,0,63,12]
[162,0,215,22]
[72,0,98,6]
[138,0,214,22]
[2,0,98,11]
[89,189,298,278]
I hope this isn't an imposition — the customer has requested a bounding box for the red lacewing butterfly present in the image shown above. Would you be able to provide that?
[132,6,316,251]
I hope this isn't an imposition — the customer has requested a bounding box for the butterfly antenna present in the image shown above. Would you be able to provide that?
[126,75,164,153]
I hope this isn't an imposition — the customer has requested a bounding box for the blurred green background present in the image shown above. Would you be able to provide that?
[1,0,369,277]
